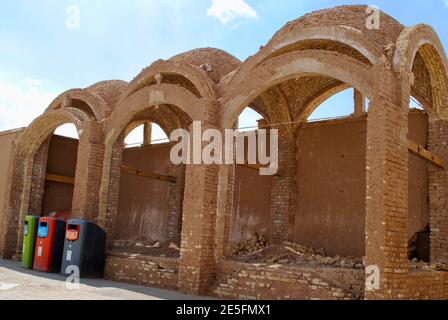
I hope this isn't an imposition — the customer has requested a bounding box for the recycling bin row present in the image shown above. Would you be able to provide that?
[22,216,106,278]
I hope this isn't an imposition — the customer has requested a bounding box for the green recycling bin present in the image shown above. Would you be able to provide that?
[22,215,39,269]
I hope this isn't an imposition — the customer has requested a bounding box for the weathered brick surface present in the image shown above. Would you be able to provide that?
[104,254,179,290]
[1,5,448,300]
[269,128,297,242]
[210,260,364,300]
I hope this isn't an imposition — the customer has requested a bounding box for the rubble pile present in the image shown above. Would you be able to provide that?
[232,235,364,269]
[232,233,268,255]
[410,258,448,272]
[112,234,180,257]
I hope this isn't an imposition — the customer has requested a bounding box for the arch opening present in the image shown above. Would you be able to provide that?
[125,123,170,148]
[407,96,430,264]
[107,105,191,260]
[224,75,368,300]
[40,123,79,220]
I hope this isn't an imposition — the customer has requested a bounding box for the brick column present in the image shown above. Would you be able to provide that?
[354,89,366,115]
[28,137,51,216]
[178,103,220,295]
[428,118,448,263]
[269,126,297,242]
[99,136,124,247]
[71,122,105,223]
[0,156,32,259]
[215,163,236,259]
[167,163,185,243]
[143,122,152,146]
[365,67,409,299]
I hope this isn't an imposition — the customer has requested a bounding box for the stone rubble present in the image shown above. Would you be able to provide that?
[409,258,448,272]
[232,235,364,269]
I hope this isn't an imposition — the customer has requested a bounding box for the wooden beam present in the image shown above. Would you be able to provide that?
[237,163,280,176]
[408,140,445,169]
[46,173,75,185]
[121,166,176,183]
[47,166,177,185]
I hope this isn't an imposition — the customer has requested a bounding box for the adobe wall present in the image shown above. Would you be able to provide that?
[229,111,429,258]
[115,143,172,242]
[41,135,78,216]
[295,116,367,257]
[229,165,273,247]
[408,111,429,239]
[0,129,23,240]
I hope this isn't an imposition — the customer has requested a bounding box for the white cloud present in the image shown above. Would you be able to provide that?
[207,0,257,25]
[0,78,57,132]
[24,77,44,86]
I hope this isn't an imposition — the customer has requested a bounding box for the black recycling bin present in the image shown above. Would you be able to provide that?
[61,219,106,278]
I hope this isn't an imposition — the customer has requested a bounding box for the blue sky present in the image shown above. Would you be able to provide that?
[1,0,447,141]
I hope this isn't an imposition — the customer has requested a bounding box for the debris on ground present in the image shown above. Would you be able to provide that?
[231,235,364,269]
[410,258,448,272]
[112,234,180,257]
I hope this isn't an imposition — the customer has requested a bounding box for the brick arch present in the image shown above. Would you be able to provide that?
[123,60,217,101]
[46,89,108,121]
[0,108,91,259]
[265,26,387,66]
[394,24,448,117]
[97,83,209,239]
[15,109,87,157]
[221,50,374,128]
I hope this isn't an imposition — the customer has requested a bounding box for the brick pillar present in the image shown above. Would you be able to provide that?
[0,155,32,259]
[178,102,220,295]
[71,122,105,223]
[428,118,448,263]
[269,126,297,242]
[100,136,124,247]
[215,163,236,259]
[167,163,185,243]
[365,67,409,300]
[143,122,152,146]
[28,137,51,216]
[354,89,366,115]
[179,160,219,294]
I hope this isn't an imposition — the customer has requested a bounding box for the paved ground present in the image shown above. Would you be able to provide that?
[0,259,210,300]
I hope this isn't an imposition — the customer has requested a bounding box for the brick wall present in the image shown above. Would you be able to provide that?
[104,253,179,290]
[210,260,364,300]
